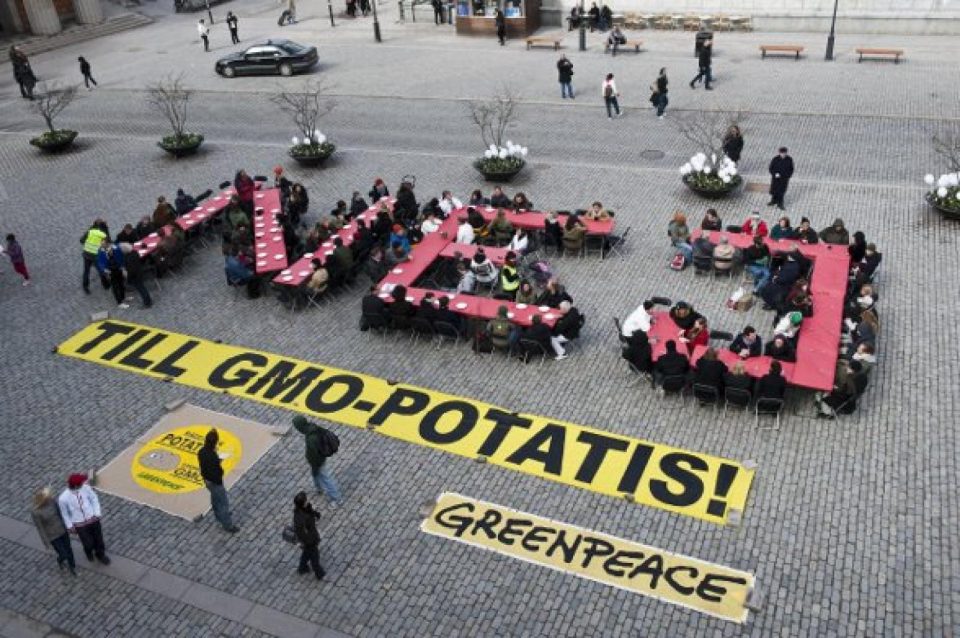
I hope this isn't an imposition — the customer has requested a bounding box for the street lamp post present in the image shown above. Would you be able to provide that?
[327,0,335,27]
[372,0,382,41]
[578,0,585,51]
[825,0,839,60]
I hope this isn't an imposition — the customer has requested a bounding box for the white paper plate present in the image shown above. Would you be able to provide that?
[255,232,265,238]
[544,313,556,320]
[257,261,267,267]
[282,275,293,281]
[281,269,291,275]
[456,302,468,310]
[392,268,403,274]
[138,251,147,257]
[325,250,334,256]
[274,254,284,260]
[273,237,282,242]
[256,194,265,199]
[194,207,203,212]
[271,208,280,213]
[539,306,550,312]
[185,220,194,226]
[322,242,332,248]
[206,208,216,212]
[447,293,456,299]
[303,253,314,258]
[379,293,390,299]
[507,312,515,319]
[405,296,414,302]
[257,243,267,248]
[256,223,265,228]
[516,303,528,309]
[299,270,311,276]
[149,232,158,238]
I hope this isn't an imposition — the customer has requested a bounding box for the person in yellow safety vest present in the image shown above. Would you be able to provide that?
[497,252,520,300]
[80,219,110,294]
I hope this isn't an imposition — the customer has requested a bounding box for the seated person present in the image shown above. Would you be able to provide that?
[844,283,877,321]
[691,230,715,264]
[420,198,442,220]
[778,279,813,318]
[544,211,563,249]
[368,178,389,203]
[372,211,393,243]
[435,296,464,332]
[848,231,867,263]
[770,216,794,240]
[622,300,654,337]
[701,208,722,231]
[489,209,515,241]
[712,235,736,271]
[654,339,689,387]
[730,326,762,358]
[155,227,185,276]
[349,191,368,218]
[389,225,411,257]
[692,348,726,394]
[508,229,529,254]
[521,314,559,360]
[562,216,587,253]
[364,245,389,282]
[743,235,771,292]
[760,252,803,308]
[224,249,253,285]
[516,280,537,304]
[773,311,803,340]
[456,259,477,294]
[667,212,693,264]
[844,342,876,376]
[755,360,787,401]
[815,360,868,418]
[550,300,582,358]
[421,211,442,235]
[585,201,611,221]
[487,305,516,349]
[489,186,511,209]
[512,192,533,211]
[468,189,489,207]
[668,300,701,331]
[417,293,438,324]
[741,211,768,238]
[794,217,819,244]
[385,244,411,267]
[135,216,155,239]
[116,224,139,245]
[360,284,390,329]
[174,189,197,216]
[332,237,353,272]
[306,259,329,294]
[537,278,573,307]
[225,195,248,230]
[470,249,498,286]
[819,218,849,245]
[439,191,463,218]
[456,216,475,244]
[622,329,653,374]
[723,361,754,395]
[606,25,626,49]
[388,284,416,328]
[853,243,882,286]
[680,317,709,355]
[152,196,177,228]
[467,206,488,236]
[497,252,520,299]
[764,335,796,362]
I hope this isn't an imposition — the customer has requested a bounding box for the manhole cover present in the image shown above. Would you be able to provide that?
[640,149,665,160]
[745,182,767,192]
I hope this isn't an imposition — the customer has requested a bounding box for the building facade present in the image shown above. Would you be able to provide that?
[1,0,103,36]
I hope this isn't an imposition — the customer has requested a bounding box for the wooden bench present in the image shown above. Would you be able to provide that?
[526,36,561,51]
[760,44,804,60]
[604,39,643,54]
[856,47,903,64]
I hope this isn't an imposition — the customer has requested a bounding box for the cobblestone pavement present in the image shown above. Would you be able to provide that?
[0,7,958,637]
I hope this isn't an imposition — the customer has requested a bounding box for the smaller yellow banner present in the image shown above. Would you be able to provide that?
[421,493,755,624]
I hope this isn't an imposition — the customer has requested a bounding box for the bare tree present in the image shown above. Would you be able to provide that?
[671,109,744,161]
[31,83,78,133]
[271,79,336,144]
[147,74,193,140]
[467,86,520,150]
[933,129,960,172]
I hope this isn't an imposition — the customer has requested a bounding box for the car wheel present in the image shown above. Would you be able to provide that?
[222,65,236,78]
[279,63,293,77]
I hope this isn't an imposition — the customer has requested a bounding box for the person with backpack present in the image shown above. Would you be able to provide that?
[602,73,620,119]
[292,492,326,580]
[292,416,343,506]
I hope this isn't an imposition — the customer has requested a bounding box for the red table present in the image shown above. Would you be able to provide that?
[250,188,287,275]
[175,190,233,233]
[438,244,510,265]
[450,206,615,236]
[132,225,175,259]
[379,285,558,328]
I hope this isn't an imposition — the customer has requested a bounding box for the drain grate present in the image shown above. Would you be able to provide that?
[745,182,768,192]
[639,149,665,160]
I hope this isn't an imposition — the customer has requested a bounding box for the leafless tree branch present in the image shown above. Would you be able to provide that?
[147,74,193,139]
[31,83,78,133]
[671,109,745,161]
[467,86,520,150]
[270,79,336,143]
[933,130,960,172]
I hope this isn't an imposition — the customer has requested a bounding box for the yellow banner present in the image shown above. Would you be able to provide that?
[58,320,755,524]
[422,493,754,623]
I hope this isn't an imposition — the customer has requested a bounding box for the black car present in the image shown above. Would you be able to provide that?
[215,40,318,78]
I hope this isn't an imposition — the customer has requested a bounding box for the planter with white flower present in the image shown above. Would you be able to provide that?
[680,152,742,199]
[147,75,204,158]
[271,80,336,168]
[475,142,527,182]
[923,172,960,219]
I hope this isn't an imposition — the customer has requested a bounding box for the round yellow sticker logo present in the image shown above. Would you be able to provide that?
[132,425,242,494]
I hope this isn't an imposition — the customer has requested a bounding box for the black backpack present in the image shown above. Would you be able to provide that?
[318,428,340,457]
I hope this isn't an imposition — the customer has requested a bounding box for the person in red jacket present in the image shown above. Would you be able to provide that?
[741,211,769,238]
[680,317,709,355]
[234,169,256,216]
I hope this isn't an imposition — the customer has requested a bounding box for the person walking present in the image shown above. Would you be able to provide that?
[689,38,713,90]
[723,125,744,163]
[58,473,110,565]
[78,56,97,89]
[198,428,239,532]
[119,243,153,308]
[768,146,794,210]
[292,416,343,506]
[226,11,239,43]
[495,9,506,46]
[292,492,326,580]
[80,219,109,294]
[431,0,443,24]
[32,487,76,575]
[651,67,668,119]
[9,46,37,100]
[5,234,30,285]
[602,72,621,119]
[96,239,128,309]
[557,54,574,99]
[198,19,210,52]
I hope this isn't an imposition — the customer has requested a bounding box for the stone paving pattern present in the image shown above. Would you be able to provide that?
[0,3,958,636]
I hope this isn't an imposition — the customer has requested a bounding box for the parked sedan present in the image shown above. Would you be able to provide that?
[215,40,318,78]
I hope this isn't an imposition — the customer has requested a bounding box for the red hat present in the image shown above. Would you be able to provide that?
[67,473,87,489]
[273,165,284,175]
[392,224,403,233]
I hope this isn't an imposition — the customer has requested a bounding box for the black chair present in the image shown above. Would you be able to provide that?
[692,254,713,275]
[724,387,752,416]
[253,175,269,182]
[755,397,784,429]
[218,180,231,190]
[709,330,734,343]
[409,317,436,344]
[626,361,651,387]
[389,313,412,334]
[650,296,672,307]
[605,226,630,259]
[434,321,462,349]
[725,224,743,233]
[361,312,390,336]
[660,374,687,396]
[692,384,720,408]
[518,339,549,366]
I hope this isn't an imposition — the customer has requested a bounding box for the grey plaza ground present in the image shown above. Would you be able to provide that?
[0,2,958,636]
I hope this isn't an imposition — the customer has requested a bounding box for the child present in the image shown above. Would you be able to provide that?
[5,234,30,285]
[78,56,97,89]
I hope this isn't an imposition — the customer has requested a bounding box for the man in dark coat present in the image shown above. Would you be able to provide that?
[10,47,36,99]
[495,9,506,46]
[755,361,787,400]
[119,243,153,308]
[360,285,390,330]
[292,416,343,505]
[692,348,726,393]
[197,429,239,532]
[431,0,443,24]
[689,39,713,90]
[292,492,325,580]
[654,339,689,387]
[768,147,795,210]
[557,54,574,99]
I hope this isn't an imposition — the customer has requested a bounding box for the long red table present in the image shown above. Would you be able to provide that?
[249,188,287,275]
[380,286,559,328]
[649,231,849,392]
[453,206,615,236]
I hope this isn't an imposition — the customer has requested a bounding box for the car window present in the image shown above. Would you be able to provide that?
[245,46,279,58]
[278,42,307,55]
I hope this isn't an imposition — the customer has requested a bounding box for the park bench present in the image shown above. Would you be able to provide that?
[526,36,561,51]
[604,39,643,55]
[856,47,903,64]
[759,44,804,60]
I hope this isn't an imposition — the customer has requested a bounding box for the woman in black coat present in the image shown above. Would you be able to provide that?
[495,9,506,46]
[292,492,325,580]
[722,126,744,163]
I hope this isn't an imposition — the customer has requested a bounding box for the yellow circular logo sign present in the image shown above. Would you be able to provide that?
[132,425,242,494]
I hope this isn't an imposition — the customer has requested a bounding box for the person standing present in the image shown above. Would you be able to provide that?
[96,239,128,309]
[32,487,76,575]
[602,72,620,119]
[432,0,443,24]
[226,11,239,43]
[9,46,37,100]
[119,243,153,308]
[198,429,239,532]
[77,56,97,90]
[689,38,713,90]
[80,219,109,294]
[495,9,506,46]
[58,473,110,565]
[198,19,210,52]
[292,492,326,580]
[5,234,30,285]
[723,125,744,163]
[292,416,343,506]
[557,54,574,99]
[768,146,794,210]
[651,67,668,119]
